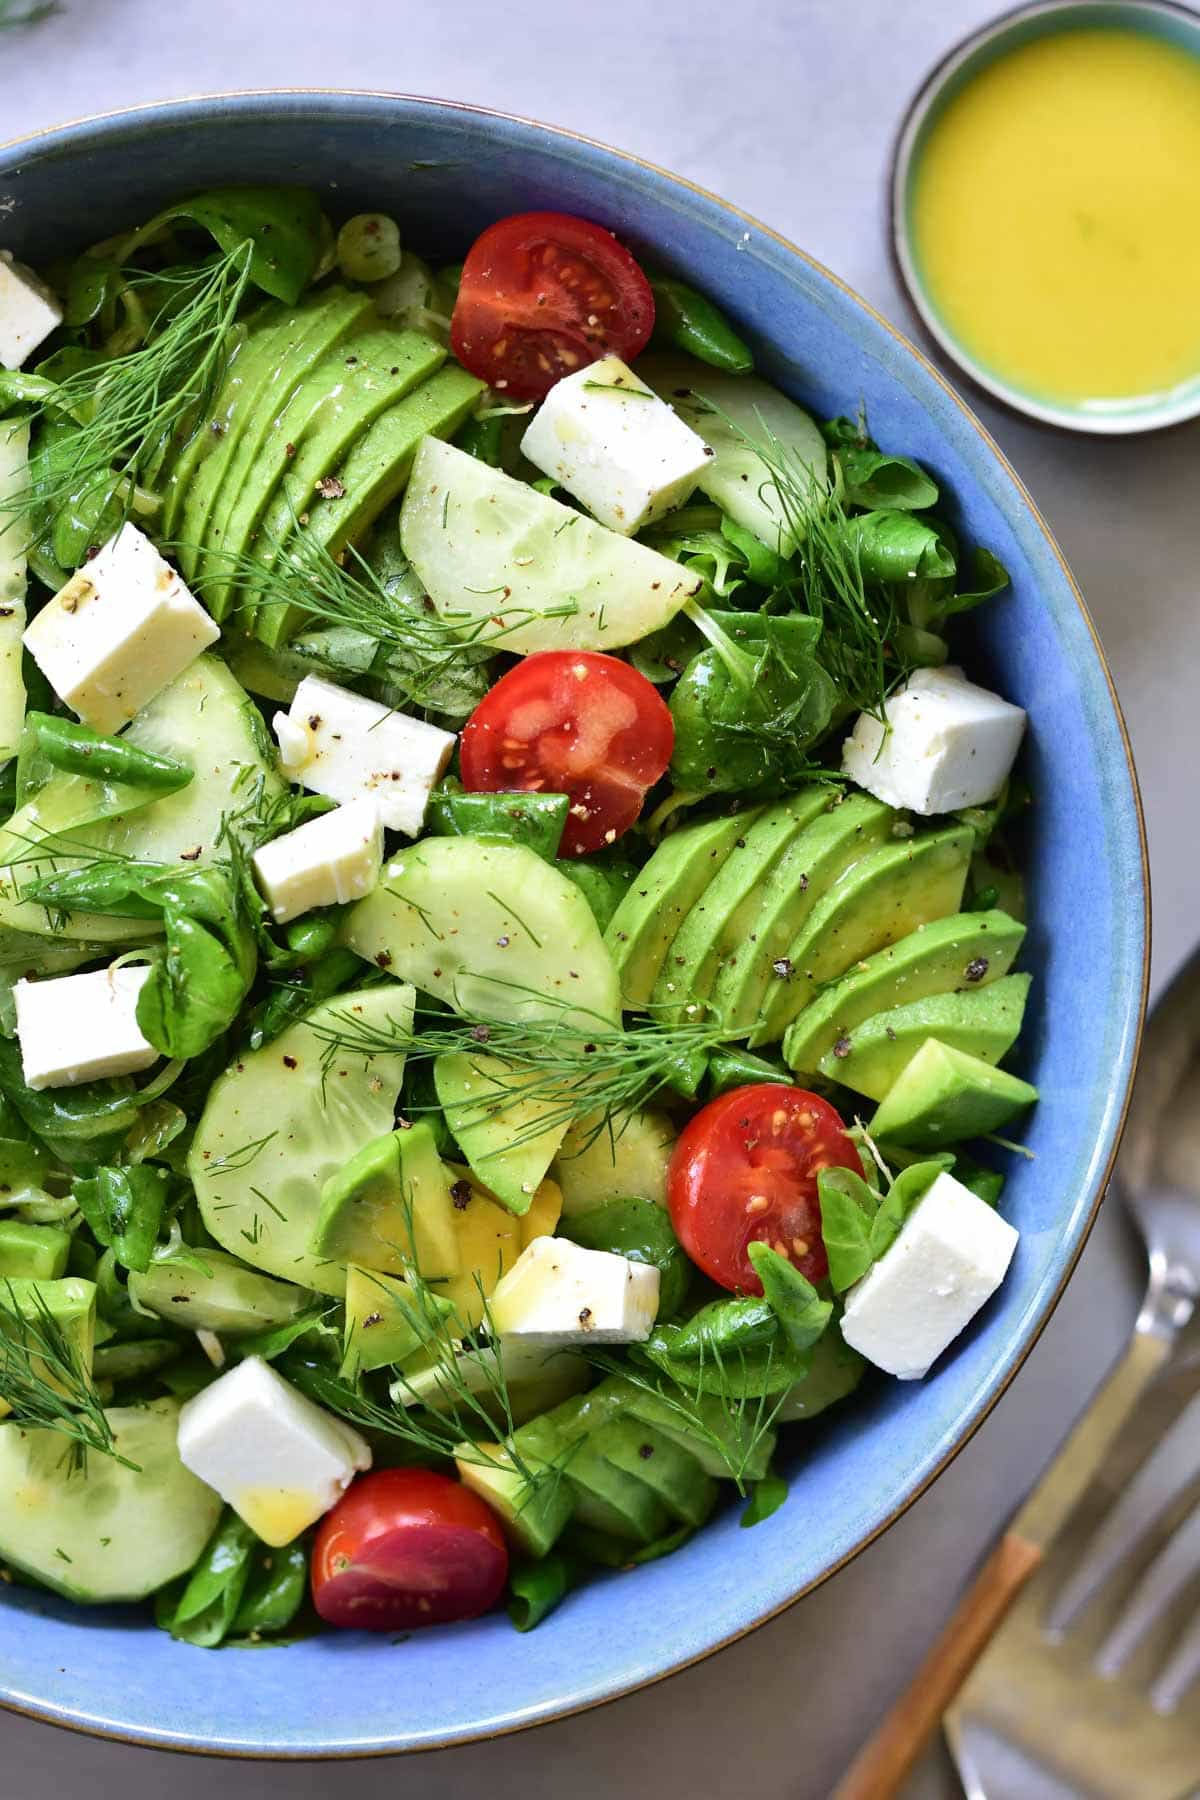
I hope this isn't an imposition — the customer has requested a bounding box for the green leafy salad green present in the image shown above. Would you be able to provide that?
[0,189,1035,1644]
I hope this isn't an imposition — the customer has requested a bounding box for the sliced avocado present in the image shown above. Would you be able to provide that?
[969,846,1026,922]
[604,809,761,1007]
[0,1276,96,1403]
[128,1250,307,1335]
[651,792,832,1023]
[593,1417,719,1528]
[434,1053,563,1219]
[774,1328,866,1423]
[342,1263,454,1377]
[783,909,1026,1077]
[160,300,286,541]
[619,1378,776,1483]
[430,1169,561,1332]
[559,1433,673,1544]
[869,1038,1038,1147]
[399,1340,588,1427]
[0,1220,70,1280]
[553,1107,677,1217]
[456,1435,574,1558]
[310,1120,461,1279]
[773,826,974,1024]
[256,363,485,646]
[189,984,411,1297]
[175,291,368,576]
[816,972,1033,1100]
[716,793,894,1041]
[0,1398,222,1602]
[205,322,445,625]
[192,287,376,610]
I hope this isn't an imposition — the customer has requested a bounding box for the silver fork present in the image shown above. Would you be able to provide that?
[833,949,1200,1800]
[943,948,1200,1800]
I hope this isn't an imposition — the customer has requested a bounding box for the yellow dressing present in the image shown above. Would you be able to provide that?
[910,26,1200,403]
[234,1486,323,1547]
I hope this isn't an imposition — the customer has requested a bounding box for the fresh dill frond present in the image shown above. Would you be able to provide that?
[184,531,577,710]
[5,244,254,525]
[0,1283,137,1472]
[309,980,738,1152]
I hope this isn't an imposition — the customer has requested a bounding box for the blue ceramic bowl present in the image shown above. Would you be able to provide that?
[0,92,1146,1757]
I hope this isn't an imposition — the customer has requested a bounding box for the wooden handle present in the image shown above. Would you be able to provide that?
[831,1530,1042,1800]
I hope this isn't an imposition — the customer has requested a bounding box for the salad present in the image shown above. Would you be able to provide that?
[0,192,1035,1645]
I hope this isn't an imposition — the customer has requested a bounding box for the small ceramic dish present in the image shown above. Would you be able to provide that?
[893,0,1200,434]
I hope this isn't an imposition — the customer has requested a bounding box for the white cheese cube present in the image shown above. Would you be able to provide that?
[273,674,455,835]
[23,523,220,733]
[14,963,158,1090]
[489,1236,660,1347]
[251,796,383,924]
[842,665,1026,816]
[521,354,712,535]
[840,1171,1019,1380]
[177,1355,372,1547]
[0,252,63,371]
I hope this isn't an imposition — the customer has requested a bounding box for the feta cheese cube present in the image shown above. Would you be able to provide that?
[841,666,1026,816]
[521,354,712,535]
[840,1171,1019,1379]
[0,253,63,371]
[251,796,383,924]
[488,1236,659,1347]
[14,963,159,1090]
[273,674,455,835]
[177,1356,372,1547]
[23,523,220,732]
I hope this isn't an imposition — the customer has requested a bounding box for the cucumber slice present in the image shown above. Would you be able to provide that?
[553,1107,677,1217]
[0,1398,222,1602]
[0,656,282,947]
[190,984,413,1296]
[399,437,704,654]
[638,356,828,555]
[343,835,621,1029]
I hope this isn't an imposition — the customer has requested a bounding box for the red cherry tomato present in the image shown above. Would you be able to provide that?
[450,211,655,400]
[311,1468,508,1632]
[667,1084,861,1294]
[460,651,674,856]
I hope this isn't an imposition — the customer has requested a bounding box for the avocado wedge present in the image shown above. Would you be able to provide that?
[651,792,831,1024]
[604,808,762,1008]
[714,792,894,1040]
[782,909,1025,1077]
[815,971,1033,1099]
[868,1037,1038,1147]
[768,825,974,1028]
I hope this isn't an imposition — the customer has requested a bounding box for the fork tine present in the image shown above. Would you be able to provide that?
[1045,1389,1200,1637]
[1094,1502,1200,1676]
[1149,1607,1200,1713]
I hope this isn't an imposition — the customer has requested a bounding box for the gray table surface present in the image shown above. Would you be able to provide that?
[2,1,1194,1793]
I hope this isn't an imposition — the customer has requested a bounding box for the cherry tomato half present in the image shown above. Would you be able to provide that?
[311,1468,508,1632]
[460,651,674,856]
[667,1084,861,1294]
[450,211,655,400]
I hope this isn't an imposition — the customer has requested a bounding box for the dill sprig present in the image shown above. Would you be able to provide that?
[5,244,254,525]
[310,979,737,1151]
[186,531,577,709]
[0,1283,137,1471]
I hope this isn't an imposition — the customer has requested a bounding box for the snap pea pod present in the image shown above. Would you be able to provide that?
[23,712,193,794]
[506,1553,580,1632]
[157,1510,257,1648]
[649,276,753,374]
[231,1541,309,1638]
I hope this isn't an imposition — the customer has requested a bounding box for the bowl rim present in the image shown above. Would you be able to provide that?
[890,0,1200,437]
[0,87,1150,1761]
